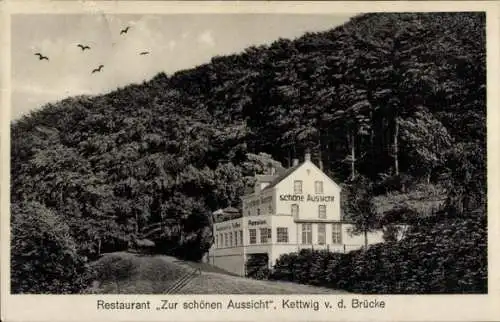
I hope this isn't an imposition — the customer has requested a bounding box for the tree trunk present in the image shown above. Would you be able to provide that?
[318,137,324,171]
[394,118,399,176]
[364,228,368,250]
[349,130,356,180]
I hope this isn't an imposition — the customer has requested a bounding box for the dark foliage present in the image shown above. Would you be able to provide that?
[270,212,486,294]
[245,254,271,280]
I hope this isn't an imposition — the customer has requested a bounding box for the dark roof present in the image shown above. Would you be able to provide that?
[222,206,239,214]
[261,164,301,191]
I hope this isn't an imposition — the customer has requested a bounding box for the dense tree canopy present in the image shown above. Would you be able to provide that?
[11,12,486,293]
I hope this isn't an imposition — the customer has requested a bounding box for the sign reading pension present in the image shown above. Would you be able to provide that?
[279,194,335,202]
[215,222,241,231]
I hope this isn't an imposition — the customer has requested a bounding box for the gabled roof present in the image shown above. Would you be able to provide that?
[261,164,302,191]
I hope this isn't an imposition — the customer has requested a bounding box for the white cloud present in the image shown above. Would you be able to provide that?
[197,30,215,47]
[168,40,176,50]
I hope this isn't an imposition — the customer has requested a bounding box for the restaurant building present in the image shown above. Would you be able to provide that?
[207,152,384,276]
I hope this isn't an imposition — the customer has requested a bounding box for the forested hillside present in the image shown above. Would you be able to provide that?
[11,12,486,293]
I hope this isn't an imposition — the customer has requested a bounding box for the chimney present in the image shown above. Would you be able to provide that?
[304,149,311,162]
[292,158,299,167]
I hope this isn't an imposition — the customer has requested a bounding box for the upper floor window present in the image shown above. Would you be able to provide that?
[315,181,324,194]
[318,205,326,219]
[268,205,273,214]
[291,204,299,217]
[257,208,261,216]
[294,180,303,194]
[249,229,257,244]
[260,228,269,243]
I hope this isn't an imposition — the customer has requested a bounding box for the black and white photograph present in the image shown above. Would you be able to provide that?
[2,2,496,319]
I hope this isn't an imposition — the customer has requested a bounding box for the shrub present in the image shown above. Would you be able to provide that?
[269,214,486,294]
[11,201,93,294]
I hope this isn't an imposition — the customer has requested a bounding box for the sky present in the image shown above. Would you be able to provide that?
[11,13,355,119]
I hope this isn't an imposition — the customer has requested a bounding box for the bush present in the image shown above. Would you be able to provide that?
[246,254,270,280]
[270,214,486,294]
[11,201,93,293]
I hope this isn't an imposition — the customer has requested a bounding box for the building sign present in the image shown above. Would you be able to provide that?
[248,219,267,226]
[215,222,241,231]
[279,194,335,202]
[244,195,273,208]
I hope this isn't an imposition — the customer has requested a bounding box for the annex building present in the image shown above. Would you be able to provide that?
[207,152,384,276]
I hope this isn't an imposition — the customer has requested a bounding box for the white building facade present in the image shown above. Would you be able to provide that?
[208,152,384,276]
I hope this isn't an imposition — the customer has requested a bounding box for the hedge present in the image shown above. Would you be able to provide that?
[268,215,486,294]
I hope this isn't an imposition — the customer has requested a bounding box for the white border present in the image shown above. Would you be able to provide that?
[2,1,499,322]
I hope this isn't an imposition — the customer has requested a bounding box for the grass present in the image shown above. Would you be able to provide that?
[179,272,347,294]
[85,252,189,294]
[85,252,347,294]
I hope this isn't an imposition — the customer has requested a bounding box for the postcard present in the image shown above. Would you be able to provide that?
[1,1,499,321]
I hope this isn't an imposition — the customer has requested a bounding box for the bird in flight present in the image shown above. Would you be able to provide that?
[77,44,91,51]
[139,51,150,55]
[92,65,104,74]
[34,53,49,61]
[120,26,130,35]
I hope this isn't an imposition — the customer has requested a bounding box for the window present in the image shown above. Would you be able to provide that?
[260,228,269,243]
[277,227,289,243]
[318,224,326,245]
[215,235,218,248]
[235,231,239,246]
[224,233,228,247]
[268,205,273,214]
[247,211,251,217]
[315,181,324,194]
[332,223,342,244]
[257,208,261,216]
[229,232,233,247]
[220,234,223,247]
[294,180,303,194]
[240,230,243,245]
[318,205,326,219]
[268,228,272,240]
[301,223,312,244]
[291,204,299,217]
[249,229,257,244]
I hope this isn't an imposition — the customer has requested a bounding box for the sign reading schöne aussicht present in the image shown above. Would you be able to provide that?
[279,194,335,202]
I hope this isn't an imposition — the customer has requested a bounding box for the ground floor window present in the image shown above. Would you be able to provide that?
[318,223,326,245]
[277,227,288,243]
[249,229,257,244]
[332,223,342,244]
[229,232,233,247]
[224,233,228,247]
[215,234,218,248]
[240,230,243,245]
[301,223,312,244]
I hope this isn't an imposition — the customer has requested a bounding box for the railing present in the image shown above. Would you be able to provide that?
[165,267,201,294]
